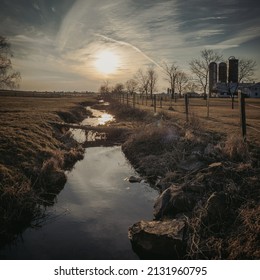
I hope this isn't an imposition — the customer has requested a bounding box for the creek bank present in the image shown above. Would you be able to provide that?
[103,97,260,260]
[0,99,98,246]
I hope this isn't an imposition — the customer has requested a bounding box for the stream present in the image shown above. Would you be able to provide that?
[0,105,158,260]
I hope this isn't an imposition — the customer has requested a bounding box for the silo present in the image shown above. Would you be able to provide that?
[209,62,217,95]
[228,56,239,83]
[219,62,227,83]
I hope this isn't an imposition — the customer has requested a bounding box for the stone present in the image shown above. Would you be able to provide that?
[153,185,196,219]
[128,219,186,258]
[128,175,142,183]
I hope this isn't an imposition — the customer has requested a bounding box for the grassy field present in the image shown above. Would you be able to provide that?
[0,94,97,244]
[121,95,260,146]
[0,92,259,259]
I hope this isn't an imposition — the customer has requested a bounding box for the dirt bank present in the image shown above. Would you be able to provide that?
[105,96,260,260]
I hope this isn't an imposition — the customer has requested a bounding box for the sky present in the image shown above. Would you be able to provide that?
[0,0,260,92]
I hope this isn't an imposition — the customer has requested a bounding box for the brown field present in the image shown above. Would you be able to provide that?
[0,92,259,259]
[121,95,260,146]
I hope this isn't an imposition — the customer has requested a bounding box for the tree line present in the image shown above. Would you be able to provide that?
[100,49,257,98]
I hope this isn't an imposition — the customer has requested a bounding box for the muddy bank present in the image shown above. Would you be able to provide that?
[104,96,260,260]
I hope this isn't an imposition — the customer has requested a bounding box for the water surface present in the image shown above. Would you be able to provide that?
[1,146,158,259]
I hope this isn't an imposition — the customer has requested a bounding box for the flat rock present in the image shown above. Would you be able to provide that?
[128,219,185,258]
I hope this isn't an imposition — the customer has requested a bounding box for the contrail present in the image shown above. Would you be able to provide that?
[95,33,162,69]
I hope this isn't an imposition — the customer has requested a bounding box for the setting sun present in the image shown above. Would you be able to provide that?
[95,50,119,74]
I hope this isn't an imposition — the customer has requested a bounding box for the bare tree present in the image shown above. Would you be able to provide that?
[99,80,110,94]
[161,61,179,100]
[189,49,222,97]
[147,65,158,98]
[125,78,138,95]
[134,68,149,96]
[176,71,189,96]
[112,82,124,94]
[184,80,199,94]
[0,36,21,89]
[238,58,257,82]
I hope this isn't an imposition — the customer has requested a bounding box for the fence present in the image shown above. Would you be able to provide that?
[111,92,260,143]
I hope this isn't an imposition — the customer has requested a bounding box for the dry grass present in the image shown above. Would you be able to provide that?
[124,95,260,146]
[0,94,97,244]
[109,97,260,259]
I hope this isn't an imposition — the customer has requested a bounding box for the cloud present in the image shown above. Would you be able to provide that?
[1,0,259,91]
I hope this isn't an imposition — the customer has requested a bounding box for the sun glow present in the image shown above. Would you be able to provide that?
[95,50,119,74]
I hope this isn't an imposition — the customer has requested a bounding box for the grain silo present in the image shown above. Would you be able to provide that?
[228,56,239,83]
[209,62,217,95]
[219,62,227,83]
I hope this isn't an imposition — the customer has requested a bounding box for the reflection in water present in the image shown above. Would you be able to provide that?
[81,107,114,126]
[97,113,114,125]
[69,128,86,143]
[0,146,158,260]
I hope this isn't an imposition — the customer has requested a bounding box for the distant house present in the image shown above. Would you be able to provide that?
[214,82,260,98]
[247,82,260,98]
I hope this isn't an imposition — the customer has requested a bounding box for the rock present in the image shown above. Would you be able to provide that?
[128,219,186,258]
[153,185,197,219]
[128,175,142,183]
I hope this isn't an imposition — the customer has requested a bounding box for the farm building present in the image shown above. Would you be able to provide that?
[214,82,260,98]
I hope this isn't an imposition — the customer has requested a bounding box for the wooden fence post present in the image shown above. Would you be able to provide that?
[207,93,210,118]
[154,94,157,113]
[239,91,247,141]
[185,94,189,122]
[133,92,136,109]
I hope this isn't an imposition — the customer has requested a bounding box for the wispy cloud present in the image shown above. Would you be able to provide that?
[0,0,259,91]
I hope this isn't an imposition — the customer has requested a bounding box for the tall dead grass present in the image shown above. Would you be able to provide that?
[223,134,250,161]
[0,95,93,244]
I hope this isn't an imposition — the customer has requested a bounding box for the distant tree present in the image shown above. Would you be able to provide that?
[112,82,124,94]
[176,71,189,96]
[125,78,138,95]
[189,49,222,97]
[0,36,21,89]
[184,80,199,94]
[238,58,257,82]
[134,68,149,96]
[99,80,110,94]
[147,65,158,98]
[161,61,179,100]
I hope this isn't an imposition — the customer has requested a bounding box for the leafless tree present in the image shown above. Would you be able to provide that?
[176,71,189,96]
[161,61,179,100]
[125,78,138,95]
[184,80,199,94]
[112,82,124,94]
[99,80,110,94]
[147,65,158,98]
[238,58,257,82]
[134,68,149,96]
[0,36,21,89]
[189,49,222,97]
